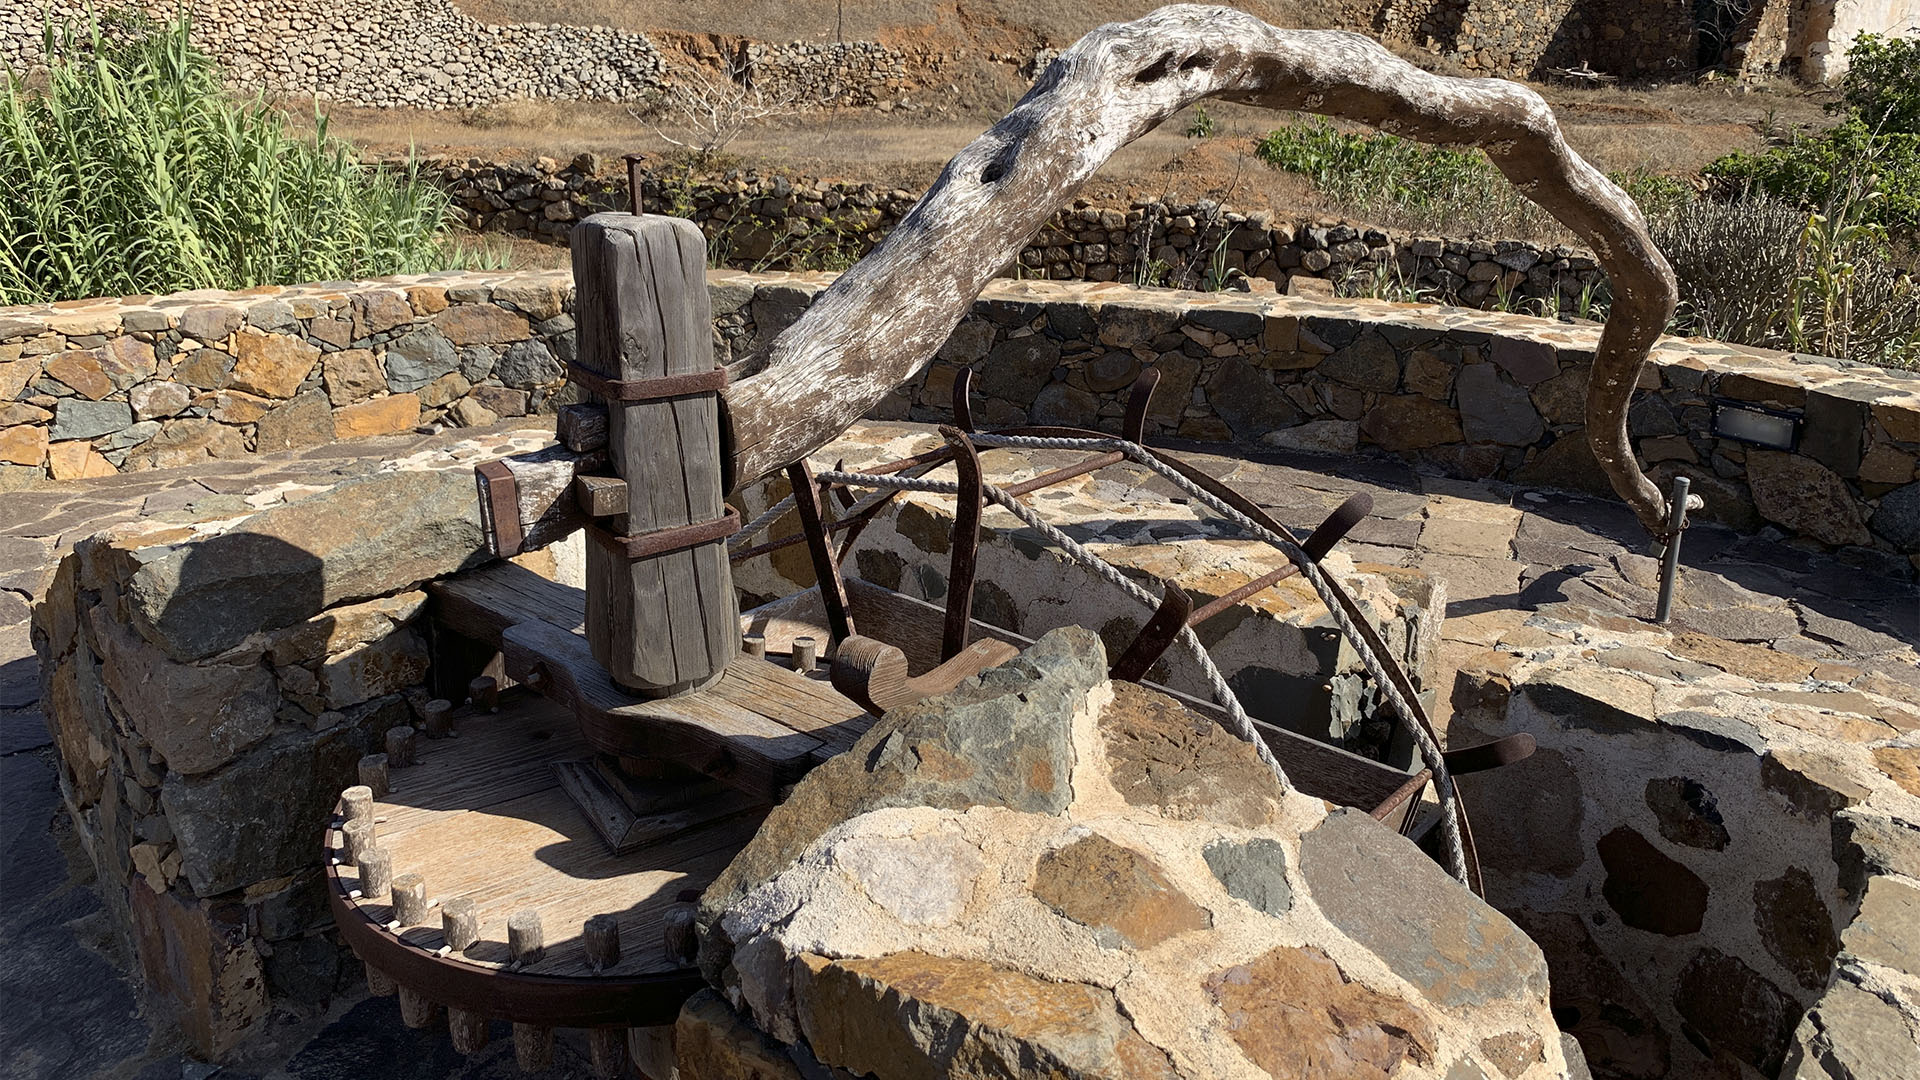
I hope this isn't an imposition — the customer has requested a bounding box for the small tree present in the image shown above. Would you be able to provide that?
[636,57,796,165]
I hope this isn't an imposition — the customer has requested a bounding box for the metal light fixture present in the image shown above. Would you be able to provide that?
[1711,400,1799,451]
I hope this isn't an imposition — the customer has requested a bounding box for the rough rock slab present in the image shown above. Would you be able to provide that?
[689,627,1567,1080]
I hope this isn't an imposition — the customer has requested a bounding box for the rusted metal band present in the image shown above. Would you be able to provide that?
[475,460,524,558]
[588,506,742,561]
[567,363,728,403]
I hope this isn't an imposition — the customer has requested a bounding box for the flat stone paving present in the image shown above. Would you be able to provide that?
[1,426,1915,1079]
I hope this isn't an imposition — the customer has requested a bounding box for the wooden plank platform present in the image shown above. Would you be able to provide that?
[430,563,875,802]
[325,691,767,1026]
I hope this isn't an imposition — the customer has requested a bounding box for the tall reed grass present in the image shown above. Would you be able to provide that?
[0,13,461,306]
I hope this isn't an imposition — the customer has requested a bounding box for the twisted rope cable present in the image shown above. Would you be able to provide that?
[815,467,1290,786]
[964,432,1468,882]
[730,493,798,551]
[728,458,954,553]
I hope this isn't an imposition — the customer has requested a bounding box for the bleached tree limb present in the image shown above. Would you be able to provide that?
[720,4,1680,535]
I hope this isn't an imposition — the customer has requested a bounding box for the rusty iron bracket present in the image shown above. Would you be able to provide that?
[585,506,742,561]
[475,460,524,558]
[1653,474,1693,625]
[565,362,728,403]
[1122,367,1160,443]
[1108,584,1193,683]
[941,429,985,661]
[786,459,856,647]
[951,366,976,433]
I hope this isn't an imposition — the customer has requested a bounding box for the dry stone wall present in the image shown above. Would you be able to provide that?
[686,626,1582,1080]
[0,0,917,109]
[434,157,1612,312]
[1451,608,1920,1079]
[7,268,1920,564]
[29,430,563,1056]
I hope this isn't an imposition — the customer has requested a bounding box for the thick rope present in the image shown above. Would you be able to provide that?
[730,493,798,551]
[963,432,1468,881]
[816,467,1290,786]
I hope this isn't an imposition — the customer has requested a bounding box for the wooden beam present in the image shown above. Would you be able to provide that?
[476,443,606,558]
[574,215,738,696]
[718,5,1678,534]
[574,475,629,518]
[558,403,610,452]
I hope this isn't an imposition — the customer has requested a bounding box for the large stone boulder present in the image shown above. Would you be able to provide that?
[685,627,1574,1080]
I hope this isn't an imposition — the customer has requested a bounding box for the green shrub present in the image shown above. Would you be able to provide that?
[1185,106,1216,139]
[1254,119,1691,237]
[0,13,459,305]
[1830,32,1920,135]
[1652,193,1920,369]
[1703,119,1920,239]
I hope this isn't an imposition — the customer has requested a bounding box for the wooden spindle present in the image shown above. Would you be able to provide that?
[391,873,428,926]
[467,675,499,712]
[341,818,375,865]
[385,726,417,767]
[791,636,818,671]
[422,699,455,739]
[365,961,396,996]
[340,784,374,825]
[584,914,621,971]
[442,897,480,953]
[742,633,766,660]
[449,1008,489,1054]
[358,753,390,797]
[397,985,438,1029]
[508,910,544,966]
[513,1023,553,1073]
[589,1029,628,1079]
[358,847,393,899]
[662,904,697,965]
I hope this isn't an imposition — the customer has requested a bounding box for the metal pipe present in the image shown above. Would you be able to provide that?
[1652,475,1691,625]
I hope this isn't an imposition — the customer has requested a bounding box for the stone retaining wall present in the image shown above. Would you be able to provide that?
[30,431,559,1055]
[0,0,926,110]
[6,269,1919,562]
[434,157,1612,313]
[1451,610,1920,1079]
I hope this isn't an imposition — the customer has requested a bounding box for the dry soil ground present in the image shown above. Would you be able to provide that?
[295,1,1840,262]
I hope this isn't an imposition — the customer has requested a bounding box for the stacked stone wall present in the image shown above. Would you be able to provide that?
[5,269,1919,562]
[0,0,920,109]
[432,157,1613,314]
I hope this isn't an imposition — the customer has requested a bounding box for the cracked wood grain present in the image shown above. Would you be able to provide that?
[720,4,1679,534]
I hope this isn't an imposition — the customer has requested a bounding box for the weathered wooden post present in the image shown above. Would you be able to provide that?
[570,214,737,696]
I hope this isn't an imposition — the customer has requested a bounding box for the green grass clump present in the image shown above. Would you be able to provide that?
[0,12,460,305]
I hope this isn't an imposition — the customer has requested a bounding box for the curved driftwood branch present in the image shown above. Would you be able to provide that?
[721,4,1678,534]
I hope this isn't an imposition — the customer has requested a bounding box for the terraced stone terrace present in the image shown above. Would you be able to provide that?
[2,418,1916,1080]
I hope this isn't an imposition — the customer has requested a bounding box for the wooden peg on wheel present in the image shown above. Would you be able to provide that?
[448,1008,488,1055]
[442,897,480,954]
[357,847,393,899]
[357,753,389,798]
[507,910,552,1073]
[385,726,417,767]
[466,676,499,712]
[397,985,439,1030]
[422,699,455,739]
[341,818,376,865]
[584,913,621,972]
[391,873,428,926]
[340,784,374,825]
